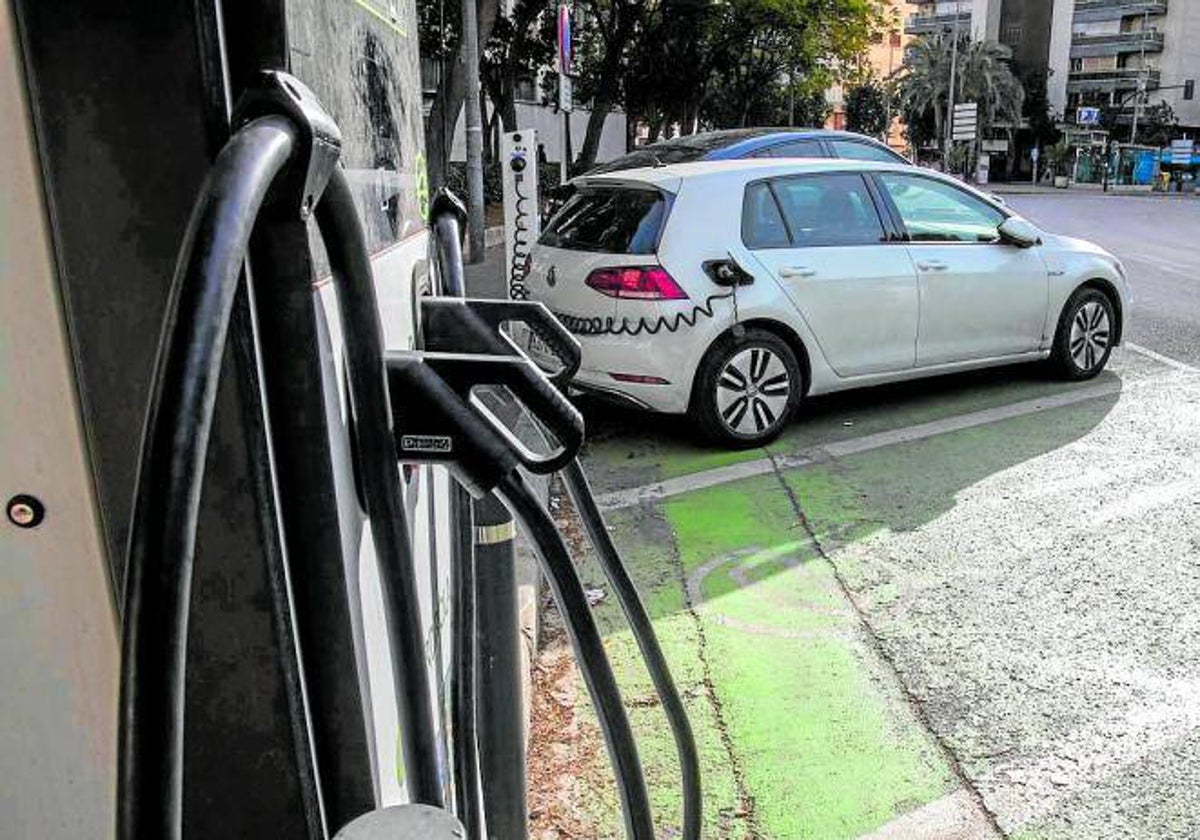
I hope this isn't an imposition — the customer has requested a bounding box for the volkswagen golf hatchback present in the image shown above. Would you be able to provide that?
[524,159,1129,448]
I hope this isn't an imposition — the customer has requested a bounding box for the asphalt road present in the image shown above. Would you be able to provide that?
[1005,192,1200,367]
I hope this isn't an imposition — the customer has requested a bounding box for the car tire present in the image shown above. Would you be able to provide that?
[1049,286,1116,381]
[690,328,802,449]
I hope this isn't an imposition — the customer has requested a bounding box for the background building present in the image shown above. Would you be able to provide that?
[905,0,1075,113]
[1068,0,1200,132]
[825,0,910,151]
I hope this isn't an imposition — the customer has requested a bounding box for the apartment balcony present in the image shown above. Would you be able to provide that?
[1073,1,1168,24]
[1071,30,1165,58]
[1067,67,1161,93]
[905,10,970,35]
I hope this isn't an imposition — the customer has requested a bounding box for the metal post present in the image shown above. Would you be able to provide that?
[944,3,962,171]
[1131,75,1146,147]
[462,0,486,263]
[472,493,528,840]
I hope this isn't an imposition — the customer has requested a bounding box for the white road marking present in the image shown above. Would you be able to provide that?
[857,789,999,840]
[1125,341,1198,374]
[596,380,1123,511]
[983,682,1200,833]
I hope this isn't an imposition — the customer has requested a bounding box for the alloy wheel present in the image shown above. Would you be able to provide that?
[715,347,791,436]
[1069,300,1110,372]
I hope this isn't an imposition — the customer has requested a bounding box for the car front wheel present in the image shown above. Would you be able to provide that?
[1050,286,1116,380]
[691,328,801,448]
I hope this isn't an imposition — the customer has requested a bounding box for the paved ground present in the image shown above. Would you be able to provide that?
[470,193,1200,837]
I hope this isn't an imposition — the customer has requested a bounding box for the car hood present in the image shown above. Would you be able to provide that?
[1038,231,1111,258]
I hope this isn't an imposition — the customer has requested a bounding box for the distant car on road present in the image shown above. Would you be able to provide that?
[524,159,1129,447]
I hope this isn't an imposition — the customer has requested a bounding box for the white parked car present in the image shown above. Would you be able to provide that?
[524,159,1129,448]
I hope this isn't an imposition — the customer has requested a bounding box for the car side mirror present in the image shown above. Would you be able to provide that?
[998,218,1040,248]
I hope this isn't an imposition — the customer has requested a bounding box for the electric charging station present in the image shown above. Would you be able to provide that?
[1,1,699,837]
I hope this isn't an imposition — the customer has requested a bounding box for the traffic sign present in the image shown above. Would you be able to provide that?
[1170,139,1194,165]
[952,101,978,141]
[557,4,573,76]
[558,74,573,113]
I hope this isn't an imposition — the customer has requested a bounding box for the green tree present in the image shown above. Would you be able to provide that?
[575,0,886,167]
[895,32,1024,159]
[418,0,502,187]
[1135,101,1179,147]
[481,0,556,155]
[845,82,889,137]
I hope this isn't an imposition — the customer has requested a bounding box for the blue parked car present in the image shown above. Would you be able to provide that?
[541,129,910,221]
[587,128,909,174]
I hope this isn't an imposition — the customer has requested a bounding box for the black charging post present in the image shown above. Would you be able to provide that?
[428,190,528,839]
[472,493,528,840]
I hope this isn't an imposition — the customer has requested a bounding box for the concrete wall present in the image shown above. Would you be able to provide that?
[972,0,1002,40]
[1047,0,1076,114]
[1159,0,1200,129]
[451,99,629,164]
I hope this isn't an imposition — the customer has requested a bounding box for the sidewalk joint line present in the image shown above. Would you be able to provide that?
[765,452,1006,839]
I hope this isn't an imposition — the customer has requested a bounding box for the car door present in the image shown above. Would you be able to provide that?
[873,172,1049,367]
[743,172,919,377]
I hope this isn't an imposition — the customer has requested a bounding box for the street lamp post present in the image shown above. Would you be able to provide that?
[943,3,962,172]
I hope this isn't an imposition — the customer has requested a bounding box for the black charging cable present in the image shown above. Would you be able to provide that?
[118,114,297,840]
[416,296,702,840]
[314,168,444,807]
[494,472,656,839]
[560,460,702,840]
[120,73,445,840]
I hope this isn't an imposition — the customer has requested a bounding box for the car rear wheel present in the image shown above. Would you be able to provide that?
[1050,286,1115,381]
[691,328,801,448]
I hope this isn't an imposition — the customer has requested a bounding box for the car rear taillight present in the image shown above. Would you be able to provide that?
[584,266,688,300]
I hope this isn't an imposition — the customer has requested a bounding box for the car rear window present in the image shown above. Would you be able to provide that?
[539,188,667,254]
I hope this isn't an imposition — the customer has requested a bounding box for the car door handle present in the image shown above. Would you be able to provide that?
[779,266,816,278]
[916,260,948,271]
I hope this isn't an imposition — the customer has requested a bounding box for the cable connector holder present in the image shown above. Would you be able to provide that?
[233,70,342,219]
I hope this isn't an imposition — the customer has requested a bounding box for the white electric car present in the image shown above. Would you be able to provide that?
[524,159,1129,448]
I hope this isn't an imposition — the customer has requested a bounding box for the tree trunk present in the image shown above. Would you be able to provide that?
[424,0,501,191]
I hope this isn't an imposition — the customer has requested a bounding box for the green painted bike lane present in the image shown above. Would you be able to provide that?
[563,356,1162,838]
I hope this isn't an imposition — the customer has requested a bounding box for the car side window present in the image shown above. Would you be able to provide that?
[765,139,825,158]
[828,138,904,163]
[769,173,886,248]
[741,182,790,249]
[877,173,1005,243]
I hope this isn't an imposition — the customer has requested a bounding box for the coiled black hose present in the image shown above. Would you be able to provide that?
[508,179,533,301]
[561,459,702,840]
[555,291,733,337]
[118,116,296,840]
[495,471,656,840]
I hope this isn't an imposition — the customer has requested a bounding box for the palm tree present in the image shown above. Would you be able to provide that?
[894,31,1024,156]
[893,31,954,152]
[957,39,1024,128]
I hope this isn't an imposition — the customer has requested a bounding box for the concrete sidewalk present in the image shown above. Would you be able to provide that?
[990,182,1196,198]
[543,347,1200,839]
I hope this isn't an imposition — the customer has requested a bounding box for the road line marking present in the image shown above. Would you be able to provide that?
[596,457,803,510]
[857,789,999,840]
[1125,341,1198,374]
[983,682,1200,833]
[596,380,1123,511]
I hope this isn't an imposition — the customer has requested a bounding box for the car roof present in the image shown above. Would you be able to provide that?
[575,157,909,191]
[585,128,903,174]
[707,129,894,160]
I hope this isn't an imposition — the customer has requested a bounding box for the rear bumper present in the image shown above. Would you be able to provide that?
[528,325,694,414]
